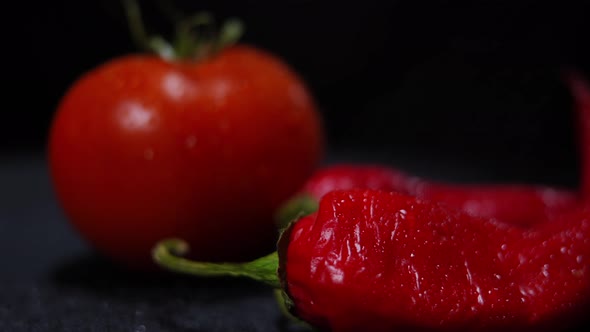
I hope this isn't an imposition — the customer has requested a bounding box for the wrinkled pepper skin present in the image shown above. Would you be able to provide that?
[280,189,590,332]
[293,164,578,227]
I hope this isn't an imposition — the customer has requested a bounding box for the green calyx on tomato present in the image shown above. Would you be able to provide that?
[49,0,324,269]
[122,0,244,61]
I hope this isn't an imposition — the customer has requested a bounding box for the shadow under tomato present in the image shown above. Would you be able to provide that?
[50,250,270,297]
[47,252,590,332]
[49,251,311,332]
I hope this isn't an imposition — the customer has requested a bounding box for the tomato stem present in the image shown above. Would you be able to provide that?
[122,0,149,51]
[122,0,175,59]
[173,12,215,59]
[214,18,244,53]
[152,238,280,288]
[121,0,244,61]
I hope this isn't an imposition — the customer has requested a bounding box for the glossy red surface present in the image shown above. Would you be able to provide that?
[297,164,578,227]
[284,189,590,331]
[48,45,324,268]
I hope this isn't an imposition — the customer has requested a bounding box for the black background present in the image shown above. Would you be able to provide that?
[3,0,590,186]
[3,1,590,330]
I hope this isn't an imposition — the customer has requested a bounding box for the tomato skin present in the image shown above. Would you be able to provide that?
[48,45,324,268]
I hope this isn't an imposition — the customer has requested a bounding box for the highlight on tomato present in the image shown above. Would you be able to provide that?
[47,0,324,269]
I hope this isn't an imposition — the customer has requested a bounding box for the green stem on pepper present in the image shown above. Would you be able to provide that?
[152,238,281,288]
[153,224,314,329]
[274,194,319,230]
[121,0,244,61]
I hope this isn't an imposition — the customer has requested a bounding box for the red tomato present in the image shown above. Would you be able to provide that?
[48,45,324,269]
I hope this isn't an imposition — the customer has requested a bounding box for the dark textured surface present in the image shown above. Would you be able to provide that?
[0,154,310,332]
[0,151,582,331]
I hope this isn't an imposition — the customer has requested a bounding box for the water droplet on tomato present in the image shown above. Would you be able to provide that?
[144,149,154,160]
[162,72,197,101]
[288,84,309,109]
[117,101,157,131]
[186,135,197,148]
[220,121,230,132]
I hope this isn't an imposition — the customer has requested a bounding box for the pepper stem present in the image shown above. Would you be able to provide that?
[152,238,281,288]
[275,194,319,230]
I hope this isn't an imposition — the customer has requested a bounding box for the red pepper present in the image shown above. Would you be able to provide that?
[417,183,577,227]
[277,164,578,228]
[148,70,590,332]
[153,189,590,331]
[296,164,420,198]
